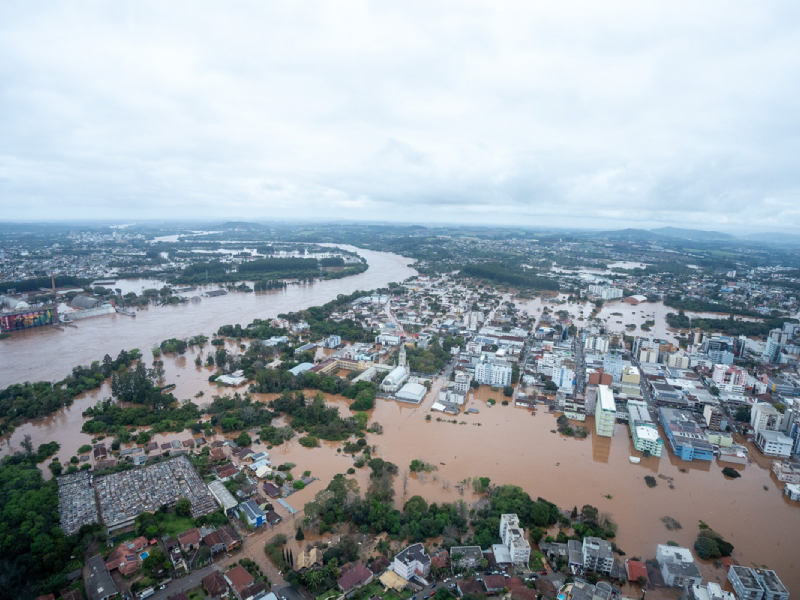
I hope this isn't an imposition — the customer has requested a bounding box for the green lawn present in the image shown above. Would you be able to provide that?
[317,589,342,600]
[188,589,206,600]
[158,513,196,538]
[530,550,545,570]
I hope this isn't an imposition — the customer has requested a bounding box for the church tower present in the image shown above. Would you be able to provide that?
[398,343,407,367]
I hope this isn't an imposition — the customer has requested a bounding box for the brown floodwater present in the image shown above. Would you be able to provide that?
[3,258,798,593]
[6,350,799,592]
[0,246,415,386]
[516,297,761,345]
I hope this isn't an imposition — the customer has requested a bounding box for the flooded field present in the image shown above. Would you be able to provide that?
[517,296,761,345]
[0,246,416,386]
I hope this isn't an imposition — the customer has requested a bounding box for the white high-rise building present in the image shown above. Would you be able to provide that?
[499,514,531,565]
[595,385,616,438]
[712,364,747,393]
[475,361,512,387]
[751,402,782,433]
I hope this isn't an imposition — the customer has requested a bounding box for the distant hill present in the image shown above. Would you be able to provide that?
[594,228,658,241]
[739,232,800,246]
[650,227,735,241]
[219,221,265,230]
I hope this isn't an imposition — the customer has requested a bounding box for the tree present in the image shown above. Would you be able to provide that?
[237,431,252,447]
[544,380,558,392]
[503,386,514,397]
[434,587,453,600]
[295,526,305,541]
[175,497,192,517]
[580,505,599,524]
[142,550,170,574]
[694,536,721,559]
[20,434,34,455]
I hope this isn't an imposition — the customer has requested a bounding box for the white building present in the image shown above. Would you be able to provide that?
[750,402,782,432]
[712,364,747,393]
[666,353,691,369]
[656,545,702,588]
[582,537,613,573]
[595,385,616,438]
[322,335,342,348]
[475,360,512,387]
[783,482,800,501]
[639,348,660,364]
[375,334,402,346]
[499,514,531,565]
[454,372,471,393]
[585,335,610,354]
[686,582,736,600]
[393,543,431,581]
[754,430,793,457]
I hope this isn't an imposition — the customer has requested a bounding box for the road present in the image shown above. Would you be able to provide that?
[148,564,221,600]
[219,527,289,590]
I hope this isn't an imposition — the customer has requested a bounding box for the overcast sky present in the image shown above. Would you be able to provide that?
[1,2,799,232]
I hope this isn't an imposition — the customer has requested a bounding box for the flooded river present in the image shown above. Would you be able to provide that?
[2,251,797,593]
[0,246,416,386]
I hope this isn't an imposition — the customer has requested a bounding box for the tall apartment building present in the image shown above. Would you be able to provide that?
[639,348,660,364]
[499,514,531,565]
[475,360,512,387]
[582,537,613,573]
[728,566,790,600]
[602,353,623,382]
[750,403,782,432]
[712,364,747,393]
[762,337,781,363]
[595,385,616,438]
[666,352,691,368]
[703,405,727,431]
[585,335,610,353]
[454,372,471,393]
[628,400,663,457]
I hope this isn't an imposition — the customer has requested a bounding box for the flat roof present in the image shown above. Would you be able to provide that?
[598,385,616,413]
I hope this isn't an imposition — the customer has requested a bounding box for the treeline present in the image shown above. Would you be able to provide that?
[270,391,363,441]
[0,275,86,294]
[238,257,319,275]
[82,399,200,437]
[406,338,450,374]
[111,362,177,411]
[320,262,368,280]
[461,263,560,291]
[319,257,345,267]
[205,393,276,432]
[0,449,94,599]
[254,279,287,291]
[666,310,797,337]
[664,296,763,318]
[0,349,141,434]
[305,479,560,547]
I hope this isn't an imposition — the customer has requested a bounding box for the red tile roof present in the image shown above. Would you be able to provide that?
[626,560,648,582]
[338,563,372,591]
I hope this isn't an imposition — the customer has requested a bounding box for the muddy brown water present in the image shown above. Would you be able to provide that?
[2,255,798,592]
[0,246,415,386]
[5,352,798,592]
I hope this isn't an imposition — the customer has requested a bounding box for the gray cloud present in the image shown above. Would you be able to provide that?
[1,1,799,231]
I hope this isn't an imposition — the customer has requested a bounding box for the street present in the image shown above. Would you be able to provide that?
[148,564,221,600]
